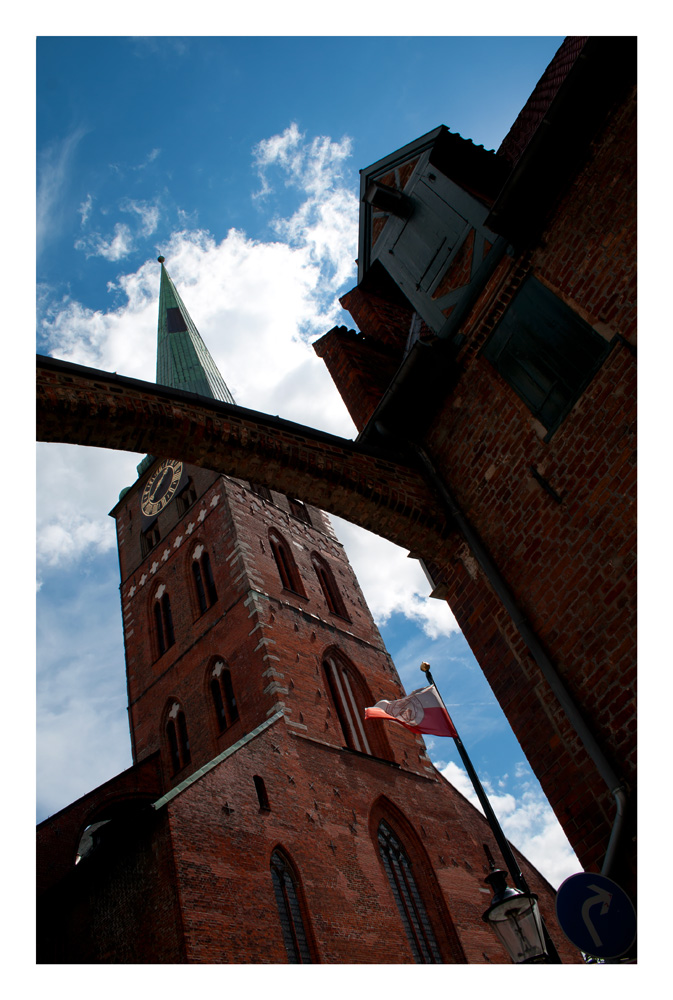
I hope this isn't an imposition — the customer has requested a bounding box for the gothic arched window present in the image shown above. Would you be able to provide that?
[192,545,218,615]
[270,850,313,963]
[311,553,349,619]
[154,588,175,657]
[269,530,305,596]
[323,654,372,754]
[210,660,238,732]
[377,821,442,963]
[166,703,191,774]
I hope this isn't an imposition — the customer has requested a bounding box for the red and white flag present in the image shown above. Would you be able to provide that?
[364,685,457,738]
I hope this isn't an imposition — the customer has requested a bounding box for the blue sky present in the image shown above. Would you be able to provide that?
[35,34,585,889]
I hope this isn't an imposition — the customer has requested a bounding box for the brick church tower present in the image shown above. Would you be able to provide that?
[36,261,580,964]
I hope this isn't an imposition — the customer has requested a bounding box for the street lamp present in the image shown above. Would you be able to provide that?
[482,866,549,964]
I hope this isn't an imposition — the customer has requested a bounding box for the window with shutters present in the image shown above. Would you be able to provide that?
[482,275,611,437]
[141,523,161,556]
[250,483,272,501]
[312,553,349,620]
[210,659,238,732]
[270,849,314,963]
[269,530,306,597]
[192,545,218,615]
[287,496,311,525]
[176,478,197,515]
[377,821,442,963]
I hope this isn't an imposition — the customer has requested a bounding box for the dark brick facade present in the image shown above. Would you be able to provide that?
[315,37,636,902]
[36,464,580,963]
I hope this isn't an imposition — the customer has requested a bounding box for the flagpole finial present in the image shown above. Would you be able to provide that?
[157,255,165,264]
[420,662,431,674]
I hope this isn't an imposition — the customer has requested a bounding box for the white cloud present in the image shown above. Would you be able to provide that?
[120,197,161,236]
[38,125,362,574]
[74,221,135,260]
[37,126,88,256]
[78,193,93,227]
[331,516,459,639]
[438,760,581,889]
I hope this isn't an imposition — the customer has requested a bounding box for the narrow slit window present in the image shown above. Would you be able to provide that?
[211,678,227,732]
[161,593,175,647]
[254,775,270,811]
[167,719,180,773]
[177,711,191,765]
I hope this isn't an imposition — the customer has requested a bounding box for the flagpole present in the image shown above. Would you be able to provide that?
[419,662,562,963]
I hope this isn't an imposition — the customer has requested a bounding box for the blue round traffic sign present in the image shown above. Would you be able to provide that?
[555,872,636,959]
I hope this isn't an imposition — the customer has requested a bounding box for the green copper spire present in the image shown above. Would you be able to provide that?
[156,257,235,404]
[135,257,235,478]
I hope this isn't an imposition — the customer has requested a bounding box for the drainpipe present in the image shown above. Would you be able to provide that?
[401,441,628,876]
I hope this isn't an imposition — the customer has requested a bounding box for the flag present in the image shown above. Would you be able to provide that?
[364,684,457,738]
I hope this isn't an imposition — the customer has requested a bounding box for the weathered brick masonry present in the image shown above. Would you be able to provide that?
[37,459,580,963]
[36,37,628,962]
[315,37,637,900]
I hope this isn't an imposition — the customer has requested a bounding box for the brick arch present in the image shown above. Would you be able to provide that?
[36,354,453,564]
[36,753,163,895]
[368,794,467,964]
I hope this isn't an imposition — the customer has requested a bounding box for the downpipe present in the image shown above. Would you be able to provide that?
[406,441,628,877]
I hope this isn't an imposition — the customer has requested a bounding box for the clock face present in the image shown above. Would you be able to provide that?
[141,459,184,517]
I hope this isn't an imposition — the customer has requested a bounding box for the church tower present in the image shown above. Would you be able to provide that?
[37,259,580,964]
[113,258,406,788]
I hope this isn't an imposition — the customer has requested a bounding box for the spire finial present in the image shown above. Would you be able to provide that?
[157,255,165,263]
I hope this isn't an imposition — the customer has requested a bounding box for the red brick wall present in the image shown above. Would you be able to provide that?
[163,720,581,963]
[329,88,636,893]
[313,326,400,428]
[116,469,425,790]
[37,809,185,963]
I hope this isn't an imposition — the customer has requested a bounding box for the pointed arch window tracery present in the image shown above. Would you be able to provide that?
[322,652,391,760]
[312,553,349,619]
[377,820,442,964]
[210,659,238,732]
[166,702,191,775]
[153,586,175,658]
[269,530,305,597]
[270,849,314,963]
[192,544,218,615]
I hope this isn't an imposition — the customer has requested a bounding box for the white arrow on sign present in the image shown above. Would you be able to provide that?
[581,885,613,947]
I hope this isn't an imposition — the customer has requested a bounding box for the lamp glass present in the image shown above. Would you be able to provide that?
[486,893,547,963]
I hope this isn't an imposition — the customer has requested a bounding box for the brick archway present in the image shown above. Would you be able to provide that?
[37,354,452,562]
